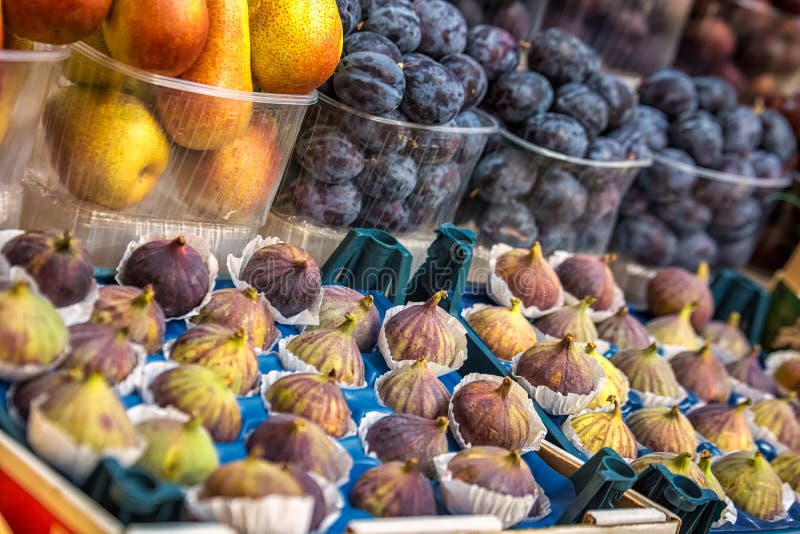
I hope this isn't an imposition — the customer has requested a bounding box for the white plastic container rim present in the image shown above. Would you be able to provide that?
[69,41,317,106]
[0,44,69,63]
[651,152,793,188]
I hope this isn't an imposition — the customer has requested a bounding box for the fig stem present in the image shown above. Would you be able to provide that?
[55,230,74,252]
[425,290,448,310]
[699,343,713,359]
[644,343,660,357]
[133,285,155,307]
[496,377,514,398]
[509,298,522,313]
[527,242,543,261]
[402,458,420,473]
[602,253,617,265]
[435,416,449,430]
[185,418,203,431]
[9,281,28,296]
[338,313,358,335]
[172,235,187,248]
[668,405,681,418]
[360,295,374,310]
[243,287,259,301]
[618,306,629,317]
[584,342,597,354]
[727,312,741,328]
[578,296,597,311]
[696,262,710,282]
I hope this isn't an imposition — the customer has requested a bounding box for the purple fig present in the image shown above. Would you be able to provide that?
[307,286,380,352]
[611,343,683,398]
[1,230,94,307]
[466,298,537,361]
[10,370,76,420]
[703,312,751,361]
[534,297,598,343]
[376,358,451,419]
[62,322,139,385]
[170,324,259,395]
[119,236,210,318]
[555,254,617,311]
[494,242,562,310]
[726,345,777,395]
[647,263,714,330]
[282,464,328,531]
[632,452,709,490]
[193,287,276,350]
[670,343,732,403]
[627,405,698,454]
[750,396,800,450]
[365,413,450,477]
[240,243,322,318]
[713,451,785,520]
[91,284,165,354]
[515,333,595,396]
[384,291,459,367]
[596,307,652,350]
[568,396,638,459]
[688,401,754,451]
[199,454,305,499]
[265,372,352,438]
[286,314,365,387]
[447,446,539,497]
[349,459,437,518]
[149,364,242,442]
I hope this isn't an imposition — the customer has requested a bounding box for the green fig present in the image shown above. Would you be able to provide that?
[585,343,630,409]
[376,358,451,419]
[466,298,538,361]
[627,405,698,454]
[772,452,800,492]
[91,284,166,354]
[61,323,139,386]
[712,451,785,520]
[135,418,219,486]
[611,343,683,399]
[669,343,732,403]
[534,297,598,343]
[688,401,754,452]
[632,452,709,490]
[285,314,365,387]
[265,371,352,438]
[566,396,637,460]
[647,302,700,349]
[349,459,436,518]
[750,396,800,451]
[698,450,726,500]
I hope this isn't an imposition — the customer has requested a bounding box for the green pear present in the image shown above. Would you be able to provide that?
[44,86,170,210]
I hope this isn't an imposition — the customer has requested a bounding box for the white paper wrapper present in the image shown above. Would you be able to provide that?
[115,233,219,321]
[308,472,345,533]
[561,405,639,462]
[357,411,391,462]
[277,336,366,389]
[486,243,565,319]
[127,403,191,425]
[711,344,745,366]
[712,497,737,528]
[660,343,704,360]
[511,351,606,416]
[113,342,148,397]
[630,385,690,408]
[259,370,358,439]
[448,373,546,452]
[0,345,70,383]
[378,301,468,376]
[729,377,775,403]
[548,251,626,322]
[184,485,315,534]
[227,235,323,326]
[766,351,800,396]
[26,400,146,484]
[433,452,551,528]
[137,361,180,404]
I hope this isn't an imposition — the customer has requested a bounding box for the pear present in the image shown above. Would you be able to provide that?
[249,0,343,94]
[63,30,121,88]
[103,0,209,77]
[44,86,169,210]
[4,0,112,45]
[156,0,253,150]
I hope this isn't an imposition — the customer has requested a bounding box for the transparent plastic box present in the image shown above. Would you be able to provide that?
[0,45,69,228]
[22,42,315,267]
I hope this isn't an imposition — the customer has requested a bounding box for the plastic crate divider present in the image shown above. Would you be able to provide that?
[711,270,771,345]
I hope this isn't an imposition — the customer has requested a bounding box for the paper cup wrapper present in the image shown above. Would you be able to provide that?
[308,472,345,533]
[631,386,689,408]
[660,343,704,360]
[127,404,190,425]
[711,497,737,528]
[115,233,219,321]
[729,377,775,403]
[277,336,366,389]
[448,373,546,452]
[433,452,551,528]
[227,235,323,326]
[561,405,640,462]
[747,418,792,456]
[378,301,468,377]
[548,251,625,322]
[113,342,148,397]
[357,411,390,463]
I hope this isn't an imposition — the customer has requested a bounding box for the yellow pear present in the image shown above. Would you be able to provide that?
[44,86,170,210]
[156,0,253,150]
[63,30,123,88]
[249,0,342,94]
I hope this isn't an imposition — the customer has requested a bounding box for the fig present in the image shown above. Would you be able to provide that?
[119,236,210,318]
[1,230,94,307]
[193,287,276,350]
[772,452,800,492]
[750,397,800,450]
[670,343,732,403]
[0,281,68,381]
[149,365,242,442]
[611,343,684,399]
[451,376,534,449]
[566,396,638,459]
[646,263,714,330]
[555,254,617,311]
[688,401,754,451]
[246,414,350,483]
[365,413,449,477]
[376,358,451,419]
[349,459,437,517]
[703,312,751,362]
[712,451,785,520]
[265,372,352,438]
[515,334,595,396]
[306,286,380,352]
[135,418,219,486]
[9,370,76,421]
[465,298,537,361]
[61,323,138,385]
[534,297,598,343]
[383,291,460,367]
[31,373,139,451]
[631,452,709,490]
[774,357,800,397]
[240,242,322,318]
[646,302,701,349]
[447,446,539,497]
[726,345,777,395]
[199,455,305,499]
[585,343,630,409]
[494,242,561,310]
[697,450,726,500]
[285,314,365,387]
[91,284,165,354]
[596,307,652,350]
[627,405,698,454]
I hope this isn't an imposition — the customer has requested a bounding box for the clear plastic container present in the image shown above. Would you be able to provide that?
[22,42,315,267]
[676,0,800,101]
[266,93,496,262]
[450,0,547,41]
[0,45,69,228]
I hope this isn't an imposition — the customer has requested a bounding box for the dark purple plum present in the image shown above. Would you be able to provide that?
[465,25,519,80]
[527,28,600,85]
[360,0,410,16]
[674,232,719,271]
[522,112,589,157]
[760,109,797,162]
[292,179,363,227]
[408,120,461,164]
[751,150,784,178]
[715,235,759,269]
[491,1,533,42]
[537,223,577,254]
[715,154,756,177]
[355,154,417,201]
[579,137,625,188]
[362,1,421,53]
[653,198,712,236]
[633,105,669,150]
[346,108,412,154]
[709,196,763,241]
[343,31,402,62]
[440,53,488,110]
[639,69,698,117]
[718,106,763,154]
[611,215,678,266]
[606,124,651,161]
[336,0,362,36]
[333,52,405,115]
[453,110,489,162]
[693,76,737,113]
[619,183,650,217]
[669,110,723,167]
[400,53,465,125]
[358,199,409,231]
[478,201,538,247]
[587,74,637,129]
[407,161,462,208]
[489,71,553,124]
[414,0,468,58]
[449,0,483,27]
[580,182,621,223]
[471,146,533,203]
[638,148,696,202]
[295,128,364,184]
[529,166,587,224]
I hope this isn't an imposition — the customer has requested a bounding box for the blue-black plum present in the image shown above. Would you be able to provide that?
[471,146,534,203]
[295,127,365,184]
[718,106,763,154]
[362,1,421,53]
[529,166,587,224]
[466,25,519,80]
[414,0,468,58]
[669,110,723,167]
[587,74,637,129]
[355,154,417,201]
[527,28,600,85]
[334,52,405,115]
[401,53,465,125]
[490,71,553,125]
[440,53,489,110]
[693,76,737,113]
[292,179,363,227]
[639,69,698,117]
[522,112,589,157]
[343,31,402,62]
[478,201,538,247]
